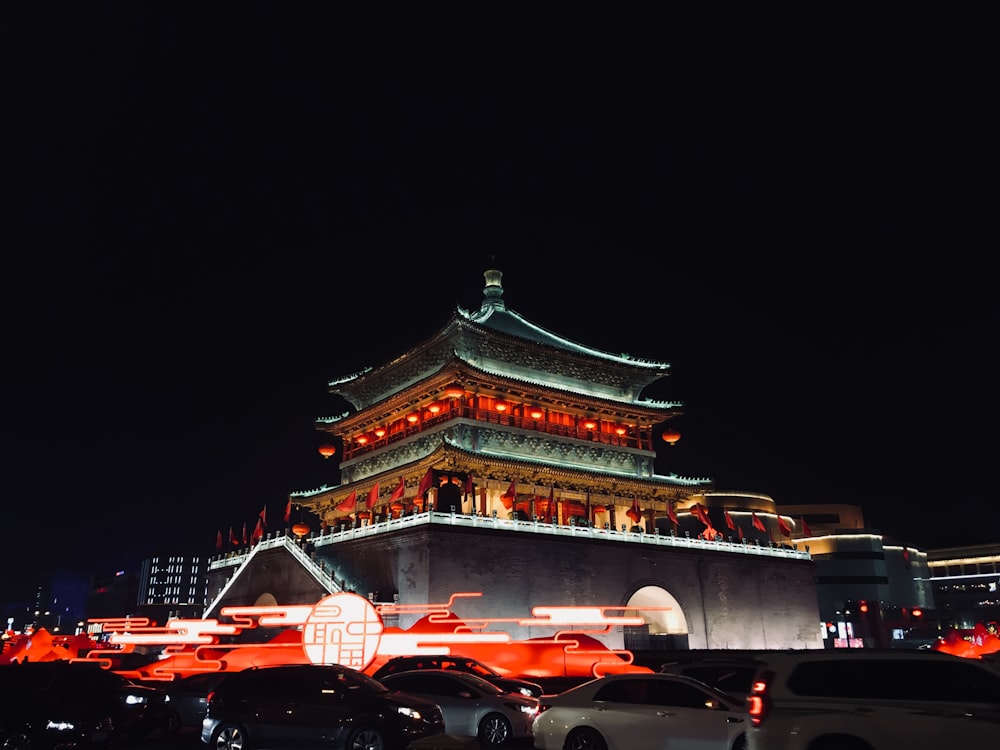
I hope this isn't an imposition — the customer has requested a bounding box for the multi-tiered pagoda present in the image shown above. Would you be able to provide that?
[205,268,821,651]
[305,267,709,533]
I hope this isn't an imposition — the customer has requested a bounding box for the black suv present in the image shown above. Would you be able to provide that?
[201,664,446,750]
[371,655,544,698]
[0,661,171,746]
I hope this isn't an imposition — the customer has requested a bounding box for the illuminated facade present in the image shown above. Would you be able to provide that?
[206,268,824,651]
[927,543,1000,632]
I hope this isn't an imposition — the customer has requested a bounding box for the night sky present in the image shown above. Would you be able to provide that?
[4,7,999,608]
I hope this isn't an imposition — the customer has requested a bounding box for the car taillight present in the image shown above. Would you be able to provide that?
[205,691,215,705]
[747,670,774,727]
[536,699,554,714]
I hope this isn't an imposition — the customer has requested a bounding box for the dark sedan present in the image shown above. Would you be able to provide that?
[201,664,446,750]
[370,655,543,698]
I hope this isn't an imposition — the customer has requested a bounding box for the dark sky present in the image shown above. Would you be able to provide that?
[4,6,999,607]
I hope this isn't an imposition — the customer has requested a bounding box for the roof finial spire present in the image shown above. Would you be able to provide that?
[481,266,505,313]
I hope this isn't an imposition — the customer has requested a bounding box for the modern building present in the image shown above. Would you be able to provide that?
[135,547,208,624]
[780,504,935,648]
[205,268,824,652]
[927,543,1000,633]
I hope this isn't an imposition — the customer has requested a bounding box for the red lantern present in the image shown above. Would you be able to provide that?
[292,522,310,538]
[318,444,336,459]
[495,402,508,413]
[583,419,597,430]
[661,431,681,445]
[444,383,466,400]
[529,408,544,420]
[373,427,386,438]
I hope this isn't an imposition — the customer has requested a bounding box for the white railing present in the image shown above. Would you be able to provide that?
[209,510,810,576]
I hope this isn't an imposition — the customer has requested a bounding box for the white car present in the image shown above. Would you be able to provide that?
[747,649,1000,750]
[532,672,747,750]
[378,668,539,746]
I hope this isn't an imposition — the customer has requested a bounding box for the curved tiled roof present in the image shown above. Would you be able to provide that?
[458,268,670,370]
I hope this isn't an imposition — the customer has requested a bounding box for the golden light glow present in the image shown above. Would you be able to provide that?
[373,427,386,438]
[495,402,508,412]
[428,403,441,414]
[444,383,466,400]
[583,420,597,430]
[661,431,681,445]
[614,426,627,436]
[318,444,336,459]
[355,435,368,445]
[406,413,420,423]
[529,408,544,419]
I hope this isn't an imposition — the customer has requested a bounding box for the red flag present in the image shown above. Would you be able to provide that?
[692,503,712,527]
[777,515,792,537]
[666,502,678,525]
[738,525,745,541]
[390,476,406,502]
[417,469,434,498]
[284,498,292,523]
[751,511,767,533]
[626,495,642,523]
[500,480,516,510]
[216,530,222,550]
[465,473,475,497]
[800,516,813,537]
[724,508,736,531]
[229,526,239,546]
[366,482,379,510]
[242,521,248,545]
[258,505,267,528]
[336,490,357,512]
[251,516,264,544]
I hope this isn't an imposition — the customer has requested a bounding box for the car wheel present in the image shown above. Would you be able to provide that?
[347,726,385,750]
[478,712,513,746]
[1,730,33,750]
[212,722,249,750]
[564,726,608,750]
[731,734,747,750]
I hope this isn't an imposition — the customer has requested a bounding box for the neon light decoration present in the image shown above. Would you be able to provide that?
[2,592,669,681]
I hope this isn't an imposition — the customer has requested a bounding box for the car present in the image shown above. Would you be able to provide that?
[532,672,747,750]
[201,663,446,750]
[746,649,1000,749]
[0,664,115,750]
[377,668,539,746]
[145,671,230,735]
[370,655,543,698]
[659,655,765,700]
[0,661,172,743]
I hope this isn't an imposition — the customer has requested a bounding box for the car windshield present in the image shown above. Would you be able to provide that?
[459,659,499,678]
[453,671,504,695]
[336,668,390,693]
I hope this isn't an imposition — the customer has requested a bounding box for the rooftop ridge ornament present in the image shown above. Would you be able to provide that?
[481,267,506,313]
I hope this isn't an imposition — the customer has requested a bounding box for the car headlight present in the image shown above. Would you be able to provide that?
[517,687,535,697]
[46,720,77,732]
[124,694,148,705]
[506,702,538,716]
[396,706,423,720]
